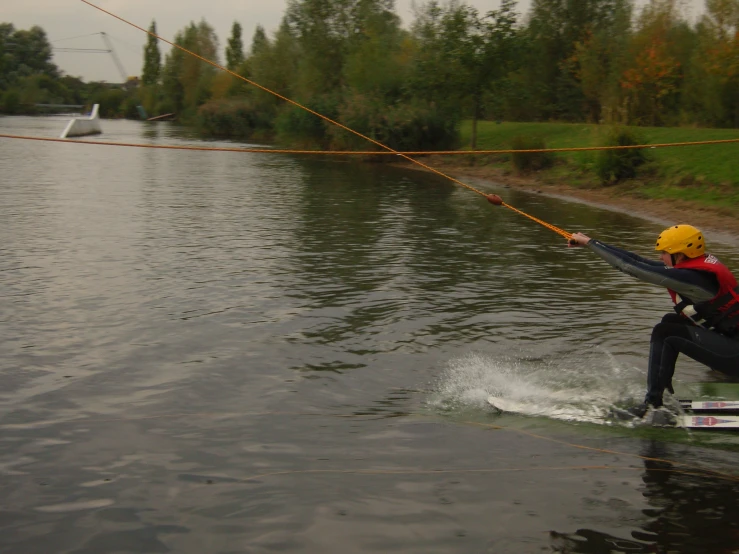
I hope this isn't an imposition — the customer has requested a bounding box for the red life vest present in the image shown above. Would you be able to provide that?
[669,254,739,335]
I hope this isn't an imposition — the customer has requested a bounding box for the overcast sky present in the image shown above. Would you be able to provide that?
[5,0,707,83]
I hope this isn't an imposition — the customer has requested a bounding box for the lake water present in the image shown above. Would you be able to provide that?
[2,116,739,553]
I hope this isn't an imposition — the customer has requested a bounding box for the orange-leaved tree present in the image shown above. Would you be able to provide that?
[620,0,683,125]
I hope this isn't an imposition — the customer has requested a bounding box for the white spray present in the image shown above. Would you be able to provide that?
[430,350,645,424]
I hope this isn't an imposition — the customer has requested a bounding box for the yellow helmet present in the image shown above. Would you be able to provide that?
[655,224,705,258]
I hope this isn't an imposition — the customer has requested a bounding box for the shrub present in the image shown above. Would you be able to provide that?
[328,93,459,153]
[510,135,554,172]
[274,105,329,145]
[90,88,127,118]
[122,95,143,120]
[197,98,273,138]
[1,90,22,114]
[595,127,649,184]
[274,94,340,147]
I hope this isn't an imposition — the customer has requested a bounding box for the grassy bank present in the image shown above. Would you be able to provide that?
[456,121,739,210]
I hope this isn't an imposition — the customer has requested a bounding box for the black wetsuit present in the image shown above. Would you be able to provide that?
[587,240,739,407]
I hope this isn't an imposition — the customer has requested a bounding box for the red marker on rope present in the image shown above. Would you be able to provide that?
[486,194,503,206]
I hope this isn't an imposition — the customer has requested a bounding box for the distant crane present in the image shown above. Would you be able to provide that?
[99,32,128,84]
[52,31,131,84]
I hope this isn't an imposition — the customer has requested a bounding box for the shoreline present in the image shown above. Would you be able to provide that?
[395,158,739,248]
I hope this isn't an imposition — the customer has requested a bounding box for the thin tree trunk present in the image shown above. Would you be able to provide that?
[471,96,479,150]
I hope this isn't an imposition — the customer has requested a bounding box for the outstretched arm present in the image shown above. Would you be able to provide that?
[569,233,718,302]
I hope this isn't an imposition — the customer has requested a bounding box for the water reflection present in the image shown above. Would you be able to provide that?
[637,440,739,551]
[3,117,739,554]
[550,529,648,553]
[550,440,739,553]
[140,122,162,143]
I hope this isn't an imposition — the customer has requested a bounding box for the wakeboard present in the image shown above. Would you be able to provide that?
[679,414,739,429]
[488,396,739,429]
[678,399,739,429]
[678,400,739,413]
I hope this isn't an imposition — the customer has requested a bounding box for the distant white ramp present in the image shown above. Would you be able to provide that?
[60,104,102,139]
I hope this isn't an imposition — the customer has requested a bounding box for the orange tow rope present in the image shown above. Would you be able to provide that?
[486,194,571,239]
[78,0,572,241]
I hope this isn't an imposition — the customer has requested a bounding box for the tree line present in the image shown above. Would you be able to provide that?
[139,0,738,149]
[3,0,739,151]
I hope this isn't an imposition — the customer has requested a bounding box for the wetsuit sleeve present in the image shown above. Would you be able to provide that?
[586,240,718,302]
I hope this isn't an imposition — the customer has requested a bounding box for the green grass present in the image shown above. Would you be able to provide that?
[458,121,739,196]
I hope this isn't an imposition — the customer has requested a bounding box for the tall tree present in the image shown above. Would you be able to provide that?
[226,21,245,70]
[0,23,15,89]
[566,0,632,122]
[251,24,269,56]
[249,21,292,92]
[683,0,739,126]
[342,0,405,99]
[704,0,739,40]
[161,19,220,117]
[620,0,685,125]
[284,0,398,99]
[408,1,467,117]
[1,24,58,87]
[409,0,519,146]
[161,38,185,113]
[284,0,343,98]
[142,20,161,86]
[523,0,631,120]
[472,0,519,145]
[247,20,300,113]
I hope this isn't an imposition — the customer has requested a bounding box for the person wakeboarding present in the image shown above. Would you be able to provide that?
[568,225,739,418]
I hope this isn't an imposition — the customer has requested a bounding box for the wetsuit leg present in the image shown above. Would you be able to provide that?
[646,314,689,406]
[682,327,739,375]
[647,313,739,406]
